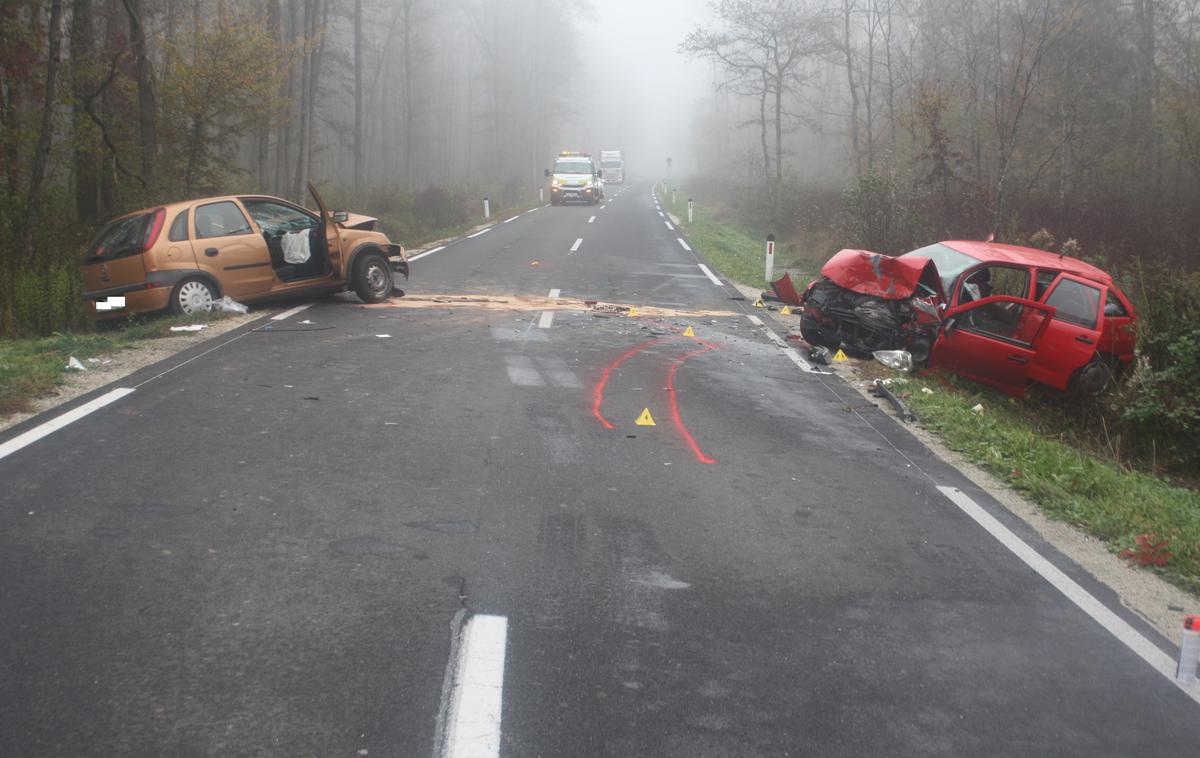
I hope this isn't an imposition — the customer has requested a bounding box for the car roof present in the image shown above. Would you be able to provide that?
[940,240,1113,285]
[105,194,298,223]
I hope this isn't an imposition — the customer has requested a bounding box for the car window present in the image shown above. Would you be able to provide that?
[1104,291,1129,317]
[168,209,189,242]
[195,201,252,239]
[960,301,1046,347]
[1035,270,1058,300]
[1045,278,1102,329]
[958,266,1029,304]
[85,212,154,261]
[241,199,318,236]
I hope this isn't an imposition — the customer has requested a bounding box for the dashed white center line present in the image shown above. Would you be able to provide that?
[503,216,519,224]
[0,388,136,462]
[271,303,312,321]
[657,211,665,217]
[407,245,445,262]
[677,238,692,252]
[539,288,559,329]
[466,228,491,239]
[588,216,596,223]
[570,238,583,253]
[697,263,721,285]
[439,614,509,758]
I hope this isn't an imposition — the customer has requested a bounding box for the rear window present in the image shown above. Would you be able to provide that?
[85,213,154,262]
[902,243,978,296]
[1045,278,1102,329]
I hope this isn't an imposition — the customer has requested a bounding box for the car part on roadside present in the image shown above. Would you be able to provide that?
[873,350,915,372]
[871,379,918,422]
[215,296,249,314]
[809,345,833,365]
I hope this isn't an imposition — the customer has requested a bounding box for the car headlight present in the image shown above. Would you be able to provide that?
[551,179,560,187]
[584,179,593,187]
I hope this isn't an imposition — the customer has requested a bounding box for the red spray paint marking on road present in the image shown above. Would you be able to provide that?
[592,339,659,429]
[666,345,718,464]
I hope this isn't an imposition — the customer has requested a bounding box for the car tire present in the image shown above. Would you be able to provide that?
[1069,355,1115,397]
[353,252,394,304]
[169,277,218,316]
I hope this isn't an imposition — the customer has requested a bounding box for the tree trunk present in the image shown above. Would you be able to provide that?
[1133,0,1156,199]
[353,0,364,186]
[22,0,66,256]
[71,0,99,225]
[122,0,157,189]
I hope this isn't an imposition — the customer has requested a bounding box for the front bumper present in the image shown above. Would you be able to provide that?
[551,186,597,202]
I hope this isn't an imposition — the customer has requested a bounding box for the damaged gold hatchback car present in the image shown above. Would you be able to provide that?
[83,184,408,318]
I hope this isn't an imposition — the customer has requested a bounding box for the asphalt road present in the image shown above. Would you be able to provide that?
[2,183,1198,757]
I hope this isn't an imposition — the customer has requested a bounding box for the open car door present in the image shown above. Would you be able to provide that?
[307,183,345,279]
[930,295,1054,397]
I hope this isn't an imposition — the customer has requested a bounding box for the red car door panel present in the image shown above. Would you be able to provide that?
[1029,273,1107,391]
[931,296,1054,397]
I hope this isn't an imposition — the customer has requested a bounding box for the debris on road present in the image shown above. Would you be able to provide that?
[971,403,984,413]
[809,345,833,365]
[169,324,208,332]
[871,379,918,423]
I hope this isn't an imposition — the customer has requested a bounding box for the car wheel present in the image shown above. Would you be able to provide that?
[1069,356,1115,396]
[353,252,393,304]
[170,278,217,315]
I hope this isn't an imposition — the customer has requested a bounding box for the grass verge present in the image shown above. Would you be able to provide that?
[0,311,233,417]
[878,369,1200,594]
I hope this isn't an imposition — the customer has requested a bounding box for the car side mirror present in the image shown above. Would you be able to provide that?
[333,211,349,223]
[544,169,551,177]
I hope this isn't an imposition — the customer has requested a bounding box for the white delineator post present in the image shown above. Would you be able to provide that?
[483,197,490,219]
[765,233,776,283]
[672,189,677,206]
[1178,615,1200,683]
[688,198,694,223]
[539,187,544,204]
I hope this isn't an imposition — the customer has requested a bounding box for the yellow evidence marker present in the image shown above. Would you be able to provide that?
[780,305,792,315]
[683,325,696,337]
[833,349,849,362]
[754,298,765,308]
[628,307,640,317]
[635,408,657,426]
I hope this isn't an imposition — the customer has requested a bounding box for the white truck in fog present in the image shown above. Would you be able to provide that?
[600,150,624,184]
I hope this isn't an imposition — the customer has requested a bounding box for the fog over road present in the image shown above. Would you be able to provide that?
[1,184,1198,756]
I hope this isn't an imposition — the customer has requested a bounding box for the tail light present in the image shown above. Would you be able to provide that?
[141,208,166,252]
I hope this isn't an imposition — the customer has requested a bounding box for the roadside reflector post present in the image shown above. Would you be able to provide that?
[688,198,694,223]
[1178,615,1200,684]
[484,197,490,219]
[539,187,544,204]
[765,233,776,283]
[672,189,677,206]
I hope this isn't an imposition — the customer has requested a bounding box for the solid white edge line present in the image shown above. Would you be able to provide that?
[0,387,135,462]
[677,238,692,252]
[749,317,828,374]
[408,245,446,262]
[441,614,509,758]
[538,311,555,329]
[503,216,519,224]
[466,228,491,239]
[570,238,583,252]
[937,486,1200,705]
[747,314,764,326]
[548,288,561,298]
[697,263,722,286]
[271,303,312,321]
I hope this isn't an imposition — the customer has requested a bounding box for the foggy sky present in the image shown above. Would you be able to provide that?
[566,0,714,180]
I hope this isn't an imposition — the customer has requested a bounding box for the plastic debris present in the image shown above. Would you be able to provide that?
[871,379,918,422]
[65,356,87,371]
[971,403,984,413]
[215,296,249,314]
[809,345,833,365]
[299,319,315,325]
[873,349,914,372]
[921,387,934,395]
[169,324,208,332]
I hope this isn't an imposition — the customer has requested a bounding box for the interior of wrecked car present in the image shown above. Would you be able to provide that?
[239,198,331,282]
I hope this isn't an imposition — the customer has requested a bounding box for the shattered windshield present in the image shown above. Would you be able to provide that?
[902,243,978,296]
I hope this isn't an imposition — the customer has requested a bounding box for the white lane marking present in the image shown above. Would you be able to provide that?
[588,216,596,224]
[271,304,312,321]
[697,263,722,286]
[503,216,519,224]
[407,245,446,262]
[677,238,692,252]
[570,238,583,253]
[0,388,135,462]
[538,311,555,329]
[937,486,1200,705]
[505,355,545,386]
[466,228,491,239]
[749,315,828,374]
[657,211,665,217]
[548,288,561,298]
[526,207,540,214]
[441,614,509,758]
[665,221,675,231]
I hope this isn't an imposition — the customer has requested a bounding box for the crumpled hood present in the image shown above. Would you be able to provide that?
[820,248,943,300]
[339,213,379,231]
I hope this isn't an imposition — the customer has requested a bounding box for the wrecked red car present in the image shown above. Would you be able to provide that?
[784,241,1137,397]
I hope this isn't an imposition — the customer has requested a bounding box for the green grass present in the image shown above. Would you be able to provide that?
[878,369,1200,593]
[0,311,231,416]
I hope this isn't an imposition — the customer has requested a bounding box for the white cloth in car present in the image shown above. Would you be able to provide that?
[282,230,311,264]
